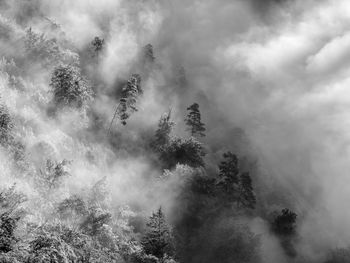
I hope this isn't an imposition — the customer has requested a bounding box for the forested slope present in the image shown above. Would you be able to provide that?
[0,1,348,263]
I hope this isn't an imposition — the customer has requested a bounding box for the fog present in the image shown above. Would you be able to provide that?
[0,0,349,262]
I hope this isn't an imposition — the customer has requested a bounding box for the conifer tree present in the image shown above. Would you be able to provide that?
[152,110,175,151]
[141,207,174,259]
[217,152,256,209]
[108,74,142,131]
[236,172,256,209]
[218,151,239,189]
[50,65,93,109]
[119,73,142,125]
[185,103,206,137]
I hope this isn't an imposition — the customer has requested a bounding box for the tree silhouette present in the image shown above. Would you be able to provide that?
[162,137,206,168]
[271,208,298,257]
[91,36,104,56]
[217,152,256,209]
[217,151,239,197]
[236,172,256,209]
[185,103,206,137]
[141,207,174,259]
[271,209,297,236]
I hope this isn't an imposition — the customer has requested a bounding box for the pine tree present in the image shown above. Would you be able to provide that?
[236,172,256,209]
[217,151,239,188]
[217,152,256,209]
[141,207,174,259]
[152,110,175,151]
[109,74,142,130]
[119,73,142,125]
[50,65,93,109]
[185,103,206,137]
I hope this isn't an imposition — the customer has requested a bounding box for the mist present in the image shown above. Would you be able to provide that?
[0,0,349,262]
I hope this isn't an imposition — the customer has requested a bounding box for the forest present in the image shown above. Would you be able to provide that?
[0,0,349,262]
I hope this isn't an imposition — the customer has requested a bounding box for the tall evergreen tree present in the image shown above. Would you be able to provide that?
[119,73,142,125]
[141,207,174,259]
[108,74,142,131]
[152,110,174,151]
[185,103,206,137]
[236,172,256,209]
[217,152,256,209]
[217,152,239,190]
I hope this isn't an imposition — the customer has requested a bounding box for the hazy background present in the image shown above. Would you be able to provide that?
[0,0,350,262]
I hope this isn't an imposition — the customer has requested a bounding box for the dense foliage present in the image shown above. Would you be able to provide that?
[50,65,93,109]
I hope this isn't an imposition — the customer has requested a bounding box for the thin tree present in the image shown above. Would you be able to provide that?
[185,103,206,137]
[108,74,142,133]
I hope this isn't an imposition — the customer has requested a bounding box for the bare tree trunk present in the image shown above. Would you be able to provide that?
[108,103,121,134]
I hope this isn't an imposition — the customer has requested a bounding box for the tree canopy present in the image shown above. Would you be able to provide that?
[50,65,93,109]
